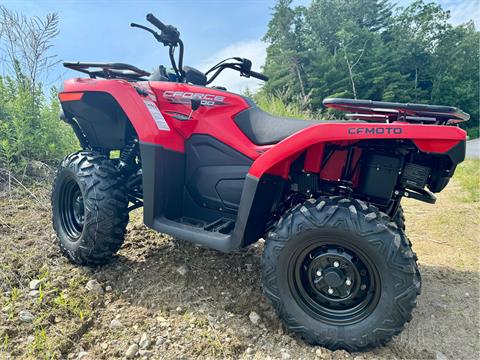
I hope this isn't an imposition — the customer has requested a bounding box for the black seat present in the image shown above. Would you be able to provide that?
[234,107,332,145]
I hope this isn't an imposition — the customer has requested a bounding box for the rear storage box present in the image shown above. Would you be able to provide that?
[359,154,402,201]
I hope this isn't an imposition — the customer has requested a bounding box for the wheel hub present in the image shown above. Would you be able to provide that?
[291,242,380,324]
[323,268,344,288]
[307,249,363,301]
[59,178,85,240]
[73,195,85,225]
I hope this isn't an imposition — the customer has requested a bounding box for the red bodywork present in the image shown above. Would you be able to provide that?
[60,78,467,180]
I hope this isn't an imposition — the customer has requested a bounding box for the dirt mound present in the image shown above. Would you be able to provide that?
[1,181,479,359]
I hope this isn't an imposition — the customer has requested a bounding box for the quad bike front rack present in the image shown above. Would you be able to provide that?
[63,62,151,80]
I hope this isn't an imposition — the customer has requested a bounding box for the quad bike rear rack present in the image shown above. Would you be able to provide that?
[323,98,470,125]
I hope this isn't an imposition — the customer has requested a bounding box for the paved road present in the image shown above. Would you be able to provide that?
[466,138,479,158]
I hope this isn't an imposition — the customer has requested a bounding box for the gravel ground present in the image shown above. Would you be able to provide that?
[0,175,478,359]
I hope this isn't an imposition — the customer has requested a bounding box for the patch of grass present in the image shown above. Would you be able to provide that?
[454,159,480,202]
[53,292,91,321]
[27,327,56,360]
[2,287,22,320]
[51,276,93,321]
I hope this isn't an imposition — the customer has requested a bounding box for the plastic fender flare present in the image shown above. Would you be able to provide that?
[248,122,467,179]
[60,78,184,152]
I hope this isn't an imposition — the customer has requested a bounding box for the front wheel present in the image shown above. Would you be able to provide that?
[262,197,420,351]
[51,151,129,266]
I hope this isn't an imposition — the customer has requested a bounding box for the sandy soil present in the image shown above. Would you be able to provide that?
[0,178,478,360]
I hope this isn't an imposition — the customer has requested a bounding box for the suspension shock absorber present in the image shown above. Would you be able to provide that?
[119,138,139,171]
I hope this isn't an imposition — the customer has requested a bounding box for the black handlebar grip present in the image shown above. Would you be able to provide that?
[146,13,167,31]
[249,71,269,81]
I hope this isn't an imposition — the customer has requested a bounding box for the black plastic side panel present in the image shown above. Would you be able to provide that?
[234,174,285,246]
[445,140,466,164]
[184,135,253,216]
[61,92,131,149]
[140,142,185,226]
[428,140,466,193]
[140,141,284,251]
[182,188,236,222]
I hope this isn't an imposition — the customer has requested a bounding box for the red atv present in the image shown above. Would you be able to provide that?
[52,14,468,351]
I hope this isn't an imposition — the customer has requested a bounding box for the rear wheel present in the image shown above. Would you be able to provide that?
[391,205,422,295]
[51,151,129,266]
[262,197,420,351]
[393,205,406,230]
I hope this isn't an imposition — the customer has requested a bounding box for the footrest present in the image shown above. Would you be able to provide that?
[204,218,235,234]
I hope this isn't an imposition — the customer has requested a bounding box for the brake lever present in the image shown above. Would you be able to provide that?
[130,23,162,42]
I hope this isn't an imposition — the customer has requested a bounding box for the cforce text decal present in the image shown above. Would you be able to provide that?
[348,127,402,135]
[163,91,226,106]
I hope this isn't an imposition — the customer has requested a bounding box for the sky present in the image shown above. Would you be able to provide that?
[1,0,478,93]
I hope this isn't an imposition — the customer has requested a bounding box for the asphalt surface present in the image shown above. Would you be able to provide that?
[466,138,480,158]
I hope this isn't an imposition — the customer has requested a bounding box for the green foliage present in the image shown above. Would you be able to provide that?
[0,74,78,172]
[263,0,479,137]
[251,91,312,119]
[0,6,78,173]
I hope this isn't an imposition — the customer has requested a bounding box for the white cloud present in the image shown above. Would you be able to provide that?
[399,0,479,26]
[438,0,479,26]
[195,40,267,94]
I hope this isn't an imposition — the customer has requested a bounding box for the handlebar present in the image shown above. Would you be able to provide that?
[205,58,268,84]
[146,13,167,32]
[132,14,268,86]
[249,70,269,81]
[145,13,180,45]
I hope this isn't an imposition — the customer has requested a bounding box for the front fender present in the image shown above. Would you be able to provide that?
[59,78,184,152]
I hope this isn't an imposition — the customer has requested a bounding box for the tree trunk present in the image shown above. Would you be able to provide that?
[293,58,307,100]
[344,54,357,99]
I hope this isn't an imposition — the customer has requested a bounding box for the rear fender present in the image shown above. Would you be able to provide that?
[235,122,466,246]
[249,123,466,179]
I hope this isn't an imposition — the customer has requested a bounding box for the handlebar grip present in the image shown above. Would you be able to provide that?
[146,13,167,31]
[249,71,269,81]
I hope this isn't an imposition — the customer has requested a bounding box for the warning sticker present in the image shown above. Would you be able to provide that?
[143,99,170,131]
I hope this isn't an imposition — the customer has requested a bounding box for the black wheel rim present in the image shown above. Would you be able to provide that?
[59,178,85,241]
[288,238,381,325]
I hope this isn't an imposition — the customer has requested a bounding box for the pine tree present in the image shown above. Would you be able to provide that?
[261,0,479,137]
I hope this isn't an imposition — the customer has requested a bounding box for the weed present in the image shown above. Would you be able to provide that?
[27,327,55,359]
[53,292,91,320]
[10,287,21,302]
[2,334,8,351]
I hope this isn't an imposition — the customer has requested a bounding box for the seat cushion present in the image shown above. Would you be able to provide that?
[234,107,332,145]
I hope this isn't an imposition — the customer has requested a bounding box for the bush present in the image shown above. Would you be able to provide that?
[466,126,479,139]
[252,91,312,119]
[0,76,78,173]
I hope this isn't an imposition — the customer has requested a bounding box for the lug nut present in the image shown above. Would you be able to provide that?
[360,284,366,290]
[327,288,334,294]
[316,270,322,277]
[345,278,352,286]
[333,261,340,268]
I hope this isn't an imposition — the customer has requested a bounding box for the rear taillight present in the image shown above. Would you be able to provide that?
[59,92,83,102]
